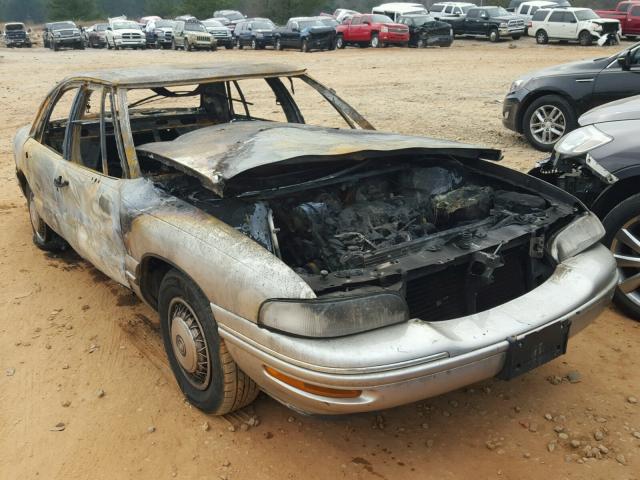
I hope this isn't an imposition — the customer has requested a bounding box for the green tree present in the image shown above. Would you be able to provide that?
[48,0,97,20]
[181,0,233,18]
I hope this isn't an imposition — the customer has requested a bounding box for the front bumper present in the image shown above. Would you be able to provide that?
[216,244,616,415]
[422,34,453,47]
[380,32,409,44]
[53,36,82,45]
[499,27,525,38]
[502,91,526,132]
[6,38,31,46]
[114,38,146,47]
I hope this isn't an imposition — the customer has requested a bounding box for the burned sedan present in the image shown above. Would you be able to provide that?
[14,64,616,415]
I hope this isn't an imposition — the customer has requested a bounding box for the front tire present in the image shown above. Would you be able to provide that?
[371,33,382,48]
[301,38,309,52]
[275,38,283,50]
[522,94,575,151]
[251,38,257,50]
[536,29,549,44]
[579,30,593,46]
[489,28,500,42]
[603,193,640,321]
[336,34,345,49]
[158,270,259,414]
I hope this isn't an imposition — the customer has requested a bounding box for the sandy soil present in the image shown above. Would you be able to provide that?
[1,38,639,480]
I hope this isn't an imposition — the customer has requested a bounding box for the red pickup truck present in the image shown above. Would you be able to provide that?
[596,1,640,37]
[335,13,409,48]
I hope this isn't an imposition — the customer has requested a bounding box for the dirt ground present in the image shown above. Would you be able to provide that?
[1,38,639,480]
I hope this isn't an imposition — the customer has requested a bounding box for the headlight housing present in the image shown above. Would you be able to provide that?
[592,24,603,32]
[500,22,508,28]
[547,212,605,263]
[554,125,613,155]
[258,293,409,338]
[381,26,389,32]
[509,78,527,93]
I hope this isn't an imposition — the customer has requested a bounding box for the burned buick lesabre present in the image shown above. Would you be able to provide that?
[14,64,617,415]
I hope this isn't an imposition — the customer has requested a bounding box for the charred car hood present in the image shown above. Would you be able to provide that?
[579,94,640,126]
[137,121,501,196]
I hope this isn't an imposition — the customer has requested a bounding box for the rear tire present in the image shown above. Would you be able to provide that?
[26,186,65,252]
[158,269,260,414]
[536,29,549,44]
[602,193,640,321]
[579,30,593,46]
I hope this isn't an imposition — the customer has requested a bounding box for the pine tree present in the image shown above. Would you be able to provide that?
[48,0,97,20]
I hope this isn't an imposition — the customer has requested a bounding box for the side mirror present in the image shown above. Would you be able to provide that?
[481,14,489,20]
[107,26,112,30]
[618,51,632,70]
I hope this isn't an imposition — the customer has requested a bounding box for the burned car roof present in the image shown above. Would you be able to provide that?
[63,63,307,87]
[136,121,502,196]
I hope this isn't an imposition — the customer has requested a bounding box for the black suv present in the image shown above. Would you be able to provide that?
[530,95,640,319]
[503,42,640,151]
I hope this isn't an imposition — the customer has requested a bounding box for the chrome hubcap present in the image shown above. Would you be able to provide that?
[612,217,640,307]
[169,298,210,390]
[372,37,378,47]
[530,105,566,145]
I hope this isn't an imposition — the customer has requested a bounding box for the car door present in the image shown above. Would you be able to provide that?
[562,11,578,39]
[349,15,363,41]
[23,85,81,236]
[545,10,564,37]
[591,45,640,109]
[628,5,640,34]
[464,9,479,34]
[53,85,129,285]
[287,21,299,47]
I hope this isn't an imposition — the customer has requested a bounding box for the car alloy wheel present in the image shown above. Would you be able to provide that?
[251,38,257,49]
[536,30,548,44]
[489,29,499,42]
[371,34,380,48]
[169,297,211,390]
[529,105,566,146]
[336,35,344,49]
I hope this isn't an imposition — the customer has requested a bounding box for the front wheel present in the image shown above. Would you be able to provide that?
[301,38,309,52]
[275,38,283,50]
[158,270,260,414]
[251,38,257,50]
[489,28,500,42]
[335,35,345,49]
[536,29,549,44]
[417,38,425,48]
[184,39,191,51]
[603,193,640,321]
[579,30,593,46]
[236,38,243,49]
[522,94,576,151]
[371,33,382,48]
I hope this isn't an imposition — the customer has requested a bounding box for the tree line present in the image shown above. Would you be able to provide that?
[0,0,623,24]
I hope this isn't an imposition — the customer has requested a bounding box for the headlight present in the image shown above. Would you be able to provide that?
[554,125,612,155]
[547,212,605,262]
[258,293,409,338]
[53,31,61,37]
[500,22,508,28]
[256,32,264,38]
[509,79,527,93]
[593,24,602,32]
[381,26,389,32]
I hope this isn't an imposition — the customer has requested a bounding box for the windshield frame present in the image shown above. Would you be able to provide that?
[51,22,77,30]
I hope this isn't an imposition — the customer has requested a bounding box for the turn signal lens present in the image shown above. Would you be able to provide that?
[264,366,361,399]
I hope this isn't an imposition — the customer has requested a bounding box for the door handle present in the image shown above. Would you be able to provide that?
[54,176,69,188]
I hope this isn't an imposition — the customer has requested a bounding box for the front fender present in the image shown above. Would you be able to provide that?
[120,178,315,321]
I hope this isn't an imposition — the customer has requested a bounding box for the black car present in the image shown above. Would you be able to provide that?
[398,13,453,47]
[234,18,276,49]
[503,42,640,151]
[44,21,84,51]
[529,95,640,319]
[274,17,336,52]
[444,6,525,42]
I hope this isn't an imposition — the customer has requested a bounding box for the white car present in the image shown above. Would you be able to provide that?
[372,2,428,23]
[429,2,476,20]
[333,8,359,23]
[530,7,621,46]
[515,1,559,34]
[106,19,146,50]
